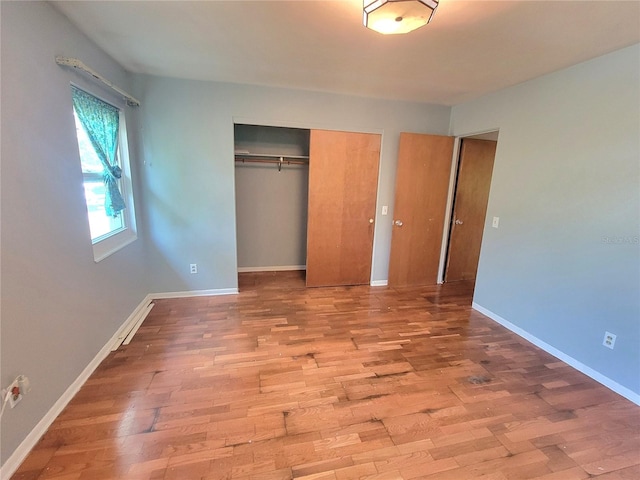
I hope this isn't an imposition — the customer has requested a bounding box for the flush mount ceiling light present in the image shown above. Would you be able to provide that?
[363,0,439,35]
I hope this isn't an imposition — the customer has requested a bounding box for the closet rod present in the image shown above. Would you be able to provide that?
[55,56,141,107]
[235,156,309,171]
[235,157,308,165]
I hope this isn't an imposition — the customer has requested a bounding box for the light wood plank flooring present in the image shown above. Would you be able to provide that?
[12,271,640,479]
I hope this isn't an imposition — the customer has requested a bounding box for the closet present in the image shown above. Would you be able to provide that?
[234,125,382,287]
[234,124,310,272]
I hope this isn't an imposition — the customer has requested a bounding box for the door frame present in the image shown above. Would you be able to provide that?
[436,129,500,284]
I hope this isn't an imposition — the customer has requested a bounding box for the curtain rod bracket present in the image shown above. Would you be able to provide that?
[55,56,141,107]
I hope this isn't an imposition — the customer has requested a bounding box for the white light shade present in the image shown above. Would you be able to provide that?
[363,0,438,35]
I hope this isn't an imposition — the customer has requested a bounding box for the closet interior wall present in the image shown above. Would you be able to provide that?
[234,124,310,272]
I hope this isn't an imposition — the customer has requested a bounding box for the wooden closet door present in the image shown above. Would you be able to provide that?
[306,129,381,287]
[388,133,454,286]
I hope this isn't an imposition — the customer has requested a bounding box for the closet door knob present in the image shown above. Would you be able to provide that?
[369,218,374,224]
[394,220,403,227]
[455,219,464,225]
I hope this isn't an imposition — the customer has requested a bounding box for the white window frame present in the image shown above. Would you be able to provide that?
[72,86,137,262]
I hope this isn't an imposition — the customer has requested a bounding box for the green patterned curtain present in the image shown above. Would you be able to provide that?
[71,86,125,217]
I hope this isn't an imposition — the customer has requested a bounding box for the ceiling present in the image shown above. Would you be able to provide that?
[52,0,640,106]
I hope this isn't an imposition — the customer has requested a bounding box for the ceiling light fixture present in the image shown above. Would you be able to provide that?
[363,0,439,35]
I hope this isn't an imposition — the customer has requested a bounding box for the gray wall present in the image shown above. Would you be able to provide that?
[133,75,452,291]
[0,1,148,465]
[451,44,640,397]
[235,125,310,270]
[235,165,309,270]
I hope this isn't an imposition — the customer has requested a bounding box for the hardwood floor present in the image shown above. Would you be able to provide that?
[12,272,640,479]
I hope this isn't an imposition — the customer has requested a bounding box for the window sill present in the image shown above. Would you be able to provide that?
[93,228,137,262]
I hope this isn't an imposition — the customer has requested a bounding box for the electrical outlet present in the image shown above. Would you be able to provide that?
[492,216,500,228]
[9,391,23,409]
[190,263,198,274]
[6,380,23,408]
[603,331,616,349]
[2,375,30,411]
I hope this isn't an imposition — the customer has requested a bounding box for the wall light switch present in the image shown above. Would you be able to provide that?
[382,206,388,216]
[492,216,500,228]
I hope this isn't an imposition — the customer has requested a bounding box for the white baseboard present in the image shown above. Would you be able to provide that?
[150,288,238,299]
[0,287,239,479]
[237,266,305,273]
[370,280,388,287]
[111,295,154,350]
[122,303,155,346]
[472,302,640,406]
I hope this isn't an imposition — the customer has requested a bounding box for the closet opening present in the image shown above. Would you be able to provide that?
[234,124,310,290]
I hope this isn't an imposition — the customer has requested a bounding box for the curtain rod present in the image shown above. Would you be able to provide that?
[55,56,141,107]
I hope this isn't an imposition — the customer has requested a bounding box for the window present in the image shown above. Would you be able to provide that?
[71,86,136,261]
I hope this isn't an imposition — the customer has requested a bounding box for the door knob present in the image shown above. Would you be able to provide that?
[455,219,464,225]
[394,220,403,227]
[369,218,374,224]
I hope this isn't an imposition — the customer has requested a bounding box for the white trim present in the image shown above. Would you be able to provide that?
[437,136,462,284]
[452,127,502,140]
[93,231,137,262]
[369,129,385,290]
[151,288,238,299]
[237,266,306,273]
[472,302,640,406]
[110,295,153,351]
[370,280,388,287]
[123,303,155,345]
